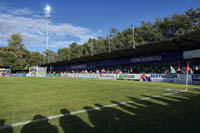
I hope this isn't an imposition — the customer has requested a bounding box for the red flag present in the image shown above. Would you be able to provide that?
[186,62,189,73]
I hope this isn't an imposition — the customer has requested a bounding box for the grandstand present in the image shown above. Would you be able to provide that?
[45,30,200,73]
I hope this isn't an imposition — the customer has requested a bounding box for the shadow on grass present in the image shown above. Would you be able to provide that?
[1,91,200,133]
[20,115,58,133]
[59,108,92,133]
[84,92,200,133]
[0,120,13,133]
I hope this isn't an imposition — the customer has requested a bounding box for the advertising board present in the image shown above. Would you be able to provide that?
[117,74,141,80]
[100,74,117,80]
[61,73,75,78]
[74,73,99,79]
[192,74,200,85]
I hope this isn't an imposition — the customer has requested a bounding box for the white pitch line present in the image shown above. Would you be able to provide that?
[0,90,185,130]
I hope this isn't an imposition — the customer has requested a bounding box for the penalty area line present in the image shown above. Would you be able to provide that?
[0,90,186,130]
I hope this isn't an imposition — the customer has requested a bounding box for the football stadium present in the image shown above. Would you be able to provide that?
[1,1,200,133]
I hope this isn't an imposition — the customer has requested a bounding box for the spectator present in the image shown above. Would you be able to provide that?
[176,66,181,74]
[194,66,200,74]
[170,66,176,74]
[189,67,193,74]
[165,69,169,74]
[158,65,162,73]
[96,70,99,73]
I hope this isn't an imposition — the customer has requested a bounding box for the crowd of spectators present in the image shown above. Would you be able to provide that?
[62,65,200,74]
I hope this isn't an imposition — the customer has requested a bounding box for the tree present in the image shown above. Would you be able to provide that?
[0,50,17,67]
[95,37,107,53]
[69,43,79,58]
[57,48,70,61]
[44,50,57,63]
[29,52,45,66]
[185,8,200,32]
[6,33,29,70]
[8,33,25,50]
[82,39,95,56]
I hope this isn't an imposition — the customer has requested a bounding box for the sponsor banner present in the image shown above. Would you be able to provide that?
[140,74,178,83]
[47,74,56,77]
[74,73,99,79]
[100,74,117,80]
[89,74,100,79]
[117,73,182,83]
[75,73,89,78]
[176,74,192,84]
[131,52,182,64]
[139,74,152,82]
[55,73,60,77]
[117,74,141,80]
[26,73,32,77]
[71,64,87,69]
[138,74,194,84]
[131,56,162,63]
[149,74,177,83]
[3,74,18,77]
[61,73,75,78]
[192,74,200,85]
[61,73,99,79]
[17,73,26,77]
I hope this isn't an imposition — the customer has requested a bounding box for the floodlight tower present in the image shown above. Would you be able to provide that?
[131,24,136,49]
[44,5,51,64]
[44,5,51,51]
[108,36,111,53]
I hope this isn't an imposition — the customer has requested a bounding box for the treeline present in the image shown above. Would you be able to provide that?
[0,7,199,70]
[57,7,200,60]
[0,34,45,70]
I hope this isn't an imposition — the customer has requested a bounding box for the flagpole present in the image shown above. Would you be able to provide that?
[185,62,189,92]
[186,72,189,92]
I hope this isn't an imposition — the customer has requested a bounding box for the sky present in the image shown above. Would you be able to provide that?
[0,0,199,52]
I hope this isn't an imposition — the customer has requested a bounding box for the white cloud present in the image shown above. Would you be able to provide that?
[11,8,33,15]
[0,6,100,52]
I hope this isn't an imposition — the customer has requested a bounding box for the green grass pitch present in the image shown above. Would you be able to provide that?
[0,77,200,133]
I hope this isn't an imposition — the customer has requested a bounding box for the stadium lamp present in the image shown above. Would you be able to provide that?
[44,5,51,19]
[46,6,51,12]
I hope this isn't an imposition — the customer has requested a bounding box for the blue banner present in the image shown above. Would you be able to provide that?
[192,75,200,85]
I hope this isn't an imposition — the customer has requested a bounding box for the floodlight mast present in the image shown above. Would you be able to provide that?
[131,24,136,49]
[44,6,51,63]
